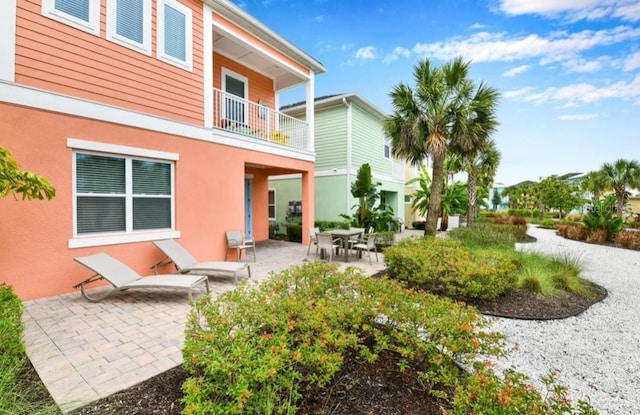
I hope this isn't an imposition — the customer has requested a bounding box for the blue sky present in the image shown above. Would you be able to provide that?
[232,0,640,185]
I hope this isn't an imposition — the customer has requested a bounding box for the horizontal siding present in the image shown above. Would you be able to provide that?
[314,107,347,169]
[351,105,391,175]
[15,0,204,125]
[214,53,275,109]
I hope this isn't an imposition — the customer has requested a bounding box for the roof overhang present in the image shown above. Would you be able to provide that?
[206,0,326,90]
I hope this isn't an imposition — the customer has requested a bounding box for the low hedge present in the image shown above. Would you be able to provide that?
[182,262,503,414]
[384,237,518,301]
[0,284,26,384]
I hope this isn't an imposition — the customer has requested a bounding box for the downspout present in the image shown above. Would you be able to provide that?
[343,97,352,215]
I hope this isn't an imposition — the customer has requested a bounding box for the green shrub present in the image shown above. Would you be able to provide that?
[285,223,302,242]
[182,262,503,414]
[384,237,518,301]
[314,220,350,231]
[412,221,426,230]
[583,196,623,241]
[0,284,59,415]
[538,219,558,229]
[447,364,598,415]
[448,222,518,250]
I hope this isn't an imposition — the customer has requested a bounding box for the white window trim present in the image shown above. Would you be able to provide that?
[384,136,391,160]
[221,67,249,123]
[106,0,152,55]
[157,0,193,71]
[67,139,179,248]
[268,188,276,221]
[42,0,100,36]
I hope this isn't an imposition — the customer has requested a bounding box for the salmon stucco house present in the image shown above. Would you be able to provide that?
[0,0,325,300]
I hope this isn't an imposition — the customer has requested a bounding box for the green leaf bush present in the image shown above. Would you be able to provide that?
[384,237,518,301]
[182,262,504,414]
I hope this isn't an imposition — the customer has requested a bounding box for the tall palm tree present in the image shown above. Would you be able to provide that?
[383,57,499,235]
[599,158,640,216]
[463,139,501,225]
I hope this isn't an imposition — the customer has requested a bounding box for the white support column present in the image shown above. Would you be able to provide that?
[203,4,214,128]
[0,0,17,82]
[305,72,316,152]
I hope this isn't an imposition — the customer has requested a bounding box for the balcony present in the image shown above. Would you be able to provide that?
[212,88,309,151]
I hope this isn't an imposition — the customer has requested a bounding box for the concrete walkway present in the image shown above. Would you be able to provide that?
[23,232,422,413]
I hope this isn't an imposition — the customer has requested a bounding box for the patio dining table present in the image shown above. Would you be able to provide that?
[326,229,364,262]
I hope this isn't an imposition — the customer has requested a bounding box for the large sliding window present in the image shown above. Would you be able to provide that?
[75,153,173,235]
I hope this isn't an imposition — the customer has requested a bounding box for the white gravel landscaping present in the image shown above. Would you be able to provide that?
[489,225,640,414]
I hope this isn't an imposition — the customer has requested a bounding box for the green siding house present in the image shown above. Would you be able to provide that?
[269,93,405,228]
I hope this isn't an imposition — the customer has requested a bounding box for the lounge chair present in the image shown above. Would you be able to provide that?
[73,253,210,302]
[152,239,251,284]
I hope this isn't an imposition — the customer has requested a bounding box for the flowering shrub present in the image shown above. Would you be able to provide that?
[447,363,598,415]
[181,262,504,414]
[384,237,518,300]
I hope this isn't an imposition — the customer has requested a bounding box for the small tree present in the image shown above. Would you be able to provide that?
[491,190,502,210]
[1,147,55,200]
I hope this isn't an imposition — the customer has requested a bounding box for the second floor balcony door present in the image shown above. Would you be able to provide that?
[223,70,248,126]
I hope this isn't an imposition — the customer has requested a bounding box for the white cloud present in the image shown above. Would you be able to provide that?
[411,26,640,65]
[503,87,534,98]
[383,47,411,63]
[558,113,600,120]
[503,64,530,77]
[469,23,487,29]
[624,51,640,71]
[517,75,640,106]
[562,56,611,73]
[355,46,377,60]
[499,0,640,22]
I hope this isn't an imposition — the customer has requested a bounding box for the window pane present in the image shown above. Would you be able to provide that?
[133,198,171,230]
[116,0,144,43]
[77,196,125,234]
[76,154,125,194]
[164,4,186,61]
[55,0,90,22]
[133,160,170,195]
[268,190,275,204]
[268,205,275,219]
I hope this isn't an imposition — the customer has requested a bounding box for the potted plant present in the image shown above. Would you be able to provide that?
[269,130,289,144]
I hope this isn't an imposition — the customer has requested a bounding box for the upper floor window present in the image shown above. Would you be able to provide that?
[158,0,193,71]
[106,0,152,54]
[384,136,391,159]
[42,0,100,35]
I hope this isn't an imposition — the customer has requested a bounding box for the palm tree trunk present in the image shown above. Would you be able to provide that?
[466,172,477,225]
[425,153,445,236]
[616,189,625,217]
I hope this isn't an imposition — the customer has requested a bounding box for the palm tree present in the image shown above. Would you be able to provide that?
[383,57,499,235]
[463,139,501,225]
[599,158,640,216]
[580,170,608,200]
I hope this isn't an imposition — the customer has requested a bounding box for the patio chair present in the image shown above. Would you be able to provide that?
[73,253,210,302]
[315,232,341,262]
[152,239,251,284]
[346,227,366,254]
[225,230,256,262]
[353,233,379,264]
[307,227,320,255]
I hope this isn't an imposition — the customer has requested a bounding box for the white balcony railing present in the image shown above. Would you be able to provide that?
[212,88,309,151]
